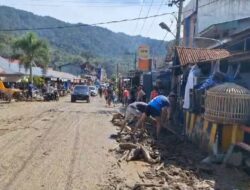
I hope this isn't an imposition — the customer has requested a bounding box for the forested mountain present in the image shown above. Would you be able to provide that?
[0,6,167,76]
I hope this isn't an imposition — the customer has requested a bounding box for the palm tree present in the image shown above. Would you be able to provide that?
[13,32,50,83]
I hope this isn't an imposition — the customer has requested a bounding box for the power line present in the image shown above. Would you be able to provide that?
[0,12,176,32]
[132,0,144,34]
[138,0,154,35]
[4,2,165,8]
[145,0,165,36]
[0,0,220,33]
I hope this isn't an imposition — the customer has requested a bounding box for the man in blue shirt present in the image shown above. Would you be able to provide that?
[136,93,176,138]
[27,82,33,101]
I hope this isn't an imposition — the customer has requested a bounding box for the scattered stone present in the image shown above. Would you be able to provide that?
[174,182,192,190]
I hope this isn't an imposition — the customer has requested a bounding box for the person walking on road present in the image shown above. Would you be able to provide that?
[107,86,113,107]
[98,86,103,98]
[104,88,108,105]
[123,88,129,107]
[27,82,33,101]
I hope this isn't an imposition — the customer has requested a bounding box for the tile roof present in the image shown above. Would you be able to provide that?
[176,47,230,66]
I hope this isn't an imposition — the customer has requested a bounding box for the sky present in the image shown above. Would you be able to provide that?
[0,0,190,41]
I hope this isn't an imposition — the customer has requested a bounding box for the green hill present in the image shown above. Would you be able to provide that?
[0,6,167,76]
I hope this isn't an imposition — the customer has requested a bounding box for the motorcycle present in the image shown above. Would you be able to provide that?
[43,90,59,101]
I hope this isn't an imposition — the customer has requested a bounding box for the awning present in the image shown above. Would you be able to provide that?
[176,47,230,66]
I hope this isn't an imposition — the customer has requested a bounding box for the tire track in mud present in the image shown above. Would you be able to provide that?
[2,104,72,190]
[2,120,55,190]
[0,98,118,189]
[64,113,80,190]
[0,103,69,154]
[0,112,48,155]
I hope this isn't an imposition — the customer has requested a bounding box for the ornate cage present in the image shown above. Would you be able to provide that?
[204,83,250,125]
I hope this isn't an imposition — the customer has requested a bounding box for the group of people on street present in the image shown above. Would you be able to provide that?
[119,85,176,139]
[121,85,160,106]
[99,83,175,139]
[99,85,118,107]
[123,93,176,139]
[122,85,147,107]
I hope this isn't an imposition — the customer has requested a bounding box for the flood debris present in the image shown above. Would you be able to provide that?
[109,113,219,190]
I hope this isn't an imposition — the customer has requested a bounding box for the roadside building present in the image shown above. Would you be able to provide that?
[183,0,250,49]
[178,0,250,161]
[59,62,105,84]
[0,56,79,89]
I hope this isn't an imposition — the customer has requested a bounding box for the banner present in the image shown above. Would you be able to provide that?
[138,45,150,59]
[138,58,151,72]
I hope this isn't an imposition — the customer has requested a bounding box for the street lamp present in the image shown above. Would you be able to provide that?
[159,22,176,38]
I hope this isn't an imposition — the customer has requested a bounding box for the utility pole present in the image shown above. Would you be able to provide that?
[167,0,184,92]
[116,63,118,79]
[167,0,184,46]
[175,0,183,46]
[116,63,119,93]
[134,52,137,70]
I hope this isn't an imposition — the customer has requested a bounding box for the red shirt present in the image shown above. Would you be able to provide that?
[123,90,129,98]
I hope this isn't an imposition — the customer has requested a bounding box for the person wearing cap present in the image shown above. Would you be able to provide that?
[136,93,176,138]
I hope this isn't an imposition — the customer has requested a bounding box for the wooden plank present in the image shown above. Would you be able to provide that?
[209,123,217,147]
[188,113,196,136]
[222,124,233,151]
[231,125,238,144]
[203,120,209,133]
[185,111,190,135]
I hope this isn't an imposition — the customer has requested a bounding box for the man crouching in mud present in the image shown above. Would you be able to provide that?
[120,102,148,133]
[136,93,176,139]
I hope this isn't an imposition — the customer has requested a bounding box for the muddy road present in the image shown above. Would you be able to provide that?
[0,97,119,190]
[0,97,249,190]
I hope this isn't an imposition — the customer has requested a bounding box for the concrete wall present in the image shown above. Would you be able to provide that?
[183,0,197,19]
[197,0,250,33]
[183,14,197,47]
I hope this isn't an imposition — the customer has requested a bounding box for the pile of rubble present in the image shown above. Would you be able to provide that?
[109,114,216,190]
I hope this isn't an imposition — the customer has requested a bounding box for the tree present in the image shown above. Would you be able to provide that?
[13,32,50,83]
[0,33,15,57]
[81,51,94,62]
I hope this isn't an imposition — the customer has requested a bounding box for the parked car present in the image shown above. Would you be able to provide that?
[71,85,90,103]
[89,86,98,96]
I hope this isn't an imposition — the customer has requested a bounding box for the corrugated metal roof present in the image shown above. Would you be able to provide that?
[0,57,22,75]
[0,57,79,81]
[176,47,230,66]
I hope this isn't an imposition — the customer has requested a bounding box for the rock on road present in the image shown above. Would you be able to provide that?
[0,97,118,190]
